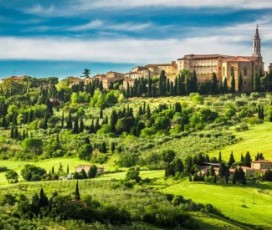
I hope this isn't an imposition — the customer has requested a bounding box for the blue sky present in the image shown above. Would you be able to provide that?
[0,0,272,78]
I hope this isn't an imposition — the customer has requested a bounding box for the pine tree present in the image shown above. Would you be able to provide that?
[75,181,80,200]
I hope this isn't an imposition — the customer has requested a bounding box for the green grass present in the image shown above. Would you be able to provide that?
[0,158,90,185]
[162,179,272,227]
[209,122,272,161]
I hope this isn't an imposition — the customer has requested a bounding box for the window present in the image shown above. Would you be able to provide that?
[243,67,247,76]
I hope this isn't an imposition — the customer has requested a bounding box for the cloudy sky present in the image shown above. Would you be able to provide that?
[0,0,272,78]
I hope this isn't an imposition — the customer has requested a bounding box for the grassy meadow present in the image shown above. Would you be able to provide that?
[209,122,272,161]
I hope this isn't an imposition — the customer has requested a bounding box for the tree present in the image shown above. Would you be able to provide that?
[243,151,252,167]
[78,144,93,161]
[126,167,141,183]
[228,152,235,168]
[5,170,19,183]
[218,151,222,163]
[75,181,80,200]
[223,77,228,93]
[211,73,218,94]
[238,72,243,92]
[21,164,46,181]
[87,165,97,178]
[22,138,43,155]
[83,68,91,78]
[162,149,176,163]
[231,73,235,93]
[254,71,261,92]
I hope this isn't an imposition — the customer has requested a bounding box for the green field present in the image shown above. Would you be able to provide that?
[209,122,272,161]
[163,179,272,228]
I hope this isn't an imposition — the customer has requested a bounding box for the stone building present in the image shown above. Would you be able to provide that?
[221,26,264,92]
[176,54,229,82]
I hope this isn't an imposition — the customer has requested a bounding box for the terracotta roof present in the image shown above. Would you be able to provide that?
[223,56,253,62]
[252,160,272,164]
[107,71,124,75]
[146,63,173,67]
[178,54,229,60]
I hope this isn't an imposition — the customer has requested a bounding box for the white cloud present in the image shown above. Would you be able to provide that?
[68,20,151,32]
[76,0,272,10]
[0,33,271,68]
[68,20,104,31]
[23,0,272,17]
[25,4,55,15]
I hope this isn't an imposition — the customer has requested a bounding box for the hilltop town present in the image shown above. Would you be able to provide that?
[1,26,272,94]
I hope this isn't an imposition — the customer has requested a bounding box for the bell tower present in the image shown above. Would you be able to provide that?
[252,25,261,57]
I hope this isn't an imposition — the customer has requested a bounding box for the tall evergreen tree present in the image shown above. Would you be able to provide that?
[238,72,243,92]
[75,181,80,200]
[228,152,235,168]
[211,73,218,94]
[231,73,235,93]
[254,71,261,92]
[191,70,198,92]
[223,77,228,93]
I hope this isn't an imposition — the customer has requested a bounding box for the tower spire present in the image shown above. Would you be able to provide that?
[253,25,261,57]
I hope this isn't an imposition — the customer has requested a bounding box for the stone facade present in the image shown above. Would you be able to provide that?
[176,54,229,82]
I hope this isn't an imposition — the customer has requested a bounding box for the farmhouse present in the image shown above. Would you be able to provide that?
[201,160,272,177]
[75,165,104,175]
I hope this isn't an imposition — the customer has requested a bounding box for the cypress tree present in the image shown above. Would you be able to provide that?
[81,169,87,179]
[10,126,14,138]
[66,112,73,129]
[191,70,198,92]
[111,142,116,153]
[228,152,235,168]
[218,151,222,163]
[99,107,103,119]
[244,151,252,167]
[73,116,79,134]
[39,188,48,207]
[75,181,80,200]
[211,73,218,94]
[238,72,243,92]
[223,77,228,93]
[61,111,64,128]
[254,71,261,92]
[231,73,235,93]
[79,118,84,132]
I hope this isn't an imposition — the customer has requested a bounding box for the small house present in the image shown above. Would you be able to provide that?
[75,165,104,175]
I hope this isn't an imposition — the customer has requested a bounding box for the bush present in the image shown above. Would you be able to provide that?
[21,164,46,181]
